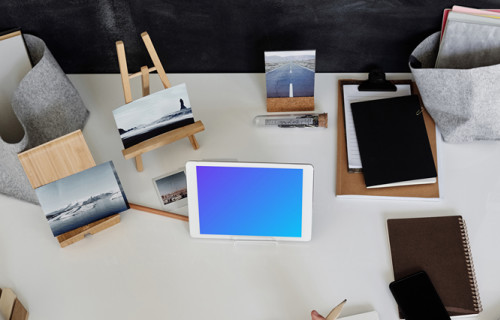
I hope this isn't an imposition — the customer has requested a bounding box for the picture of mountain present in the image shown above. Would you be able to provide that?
[113,83,195,149]
[35,161,129,236]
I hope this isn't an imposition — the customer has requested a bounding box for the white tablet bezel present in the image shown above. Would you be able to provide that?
[185,161,313,241]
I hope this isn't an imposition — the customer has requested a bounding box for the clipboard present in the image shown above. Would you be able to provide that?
[335,79,440,199]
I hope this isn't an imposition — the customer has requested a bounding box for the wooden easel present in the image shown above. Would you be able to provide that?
[18,130,120,248]
[116,32,204,172]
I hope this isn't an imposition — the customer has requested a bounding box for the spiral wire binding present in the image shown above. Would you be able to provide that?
[459,216,483,312]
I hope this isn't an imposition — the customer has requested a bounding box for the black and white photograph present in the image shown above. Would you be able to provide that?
[153,169,188,215]
[113,83,195,149]
[265,50,316,98]
[35,161,129,237]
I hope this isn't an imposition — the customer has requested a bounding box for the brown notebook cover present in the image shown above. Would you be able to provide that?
[336,80,440,198]
[387,216,482,317]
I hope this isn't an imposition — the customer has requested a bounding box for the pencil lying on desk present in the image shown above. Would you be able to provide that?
[326,299,347,320]
[129,203,189,222]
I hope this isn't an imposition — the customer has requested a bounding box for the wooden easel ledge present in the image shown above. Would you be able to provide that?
[56,215,121,247]
[122,121,204,160]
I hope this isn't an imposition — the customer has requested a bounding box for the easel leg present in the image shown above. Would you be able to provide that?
[188,135,199,150]
[141,66,150,96]
[141,32,171,89]
[116,41,133,104]
[135,155,144,172]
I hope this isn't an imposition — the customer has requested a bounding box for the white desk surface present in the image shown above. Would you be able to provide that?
[1,73,500,320]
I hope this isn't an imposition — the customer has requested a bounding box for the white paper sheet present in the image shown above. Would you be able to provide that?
[339,311,379,320]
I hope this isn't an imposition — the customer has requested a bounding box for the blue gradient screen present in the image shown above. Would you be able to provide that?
[196,166,303,237]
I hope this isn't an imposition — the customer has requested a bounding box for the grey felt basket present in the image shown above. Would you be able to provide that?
[410,31,500,143]
[0,35,89,203]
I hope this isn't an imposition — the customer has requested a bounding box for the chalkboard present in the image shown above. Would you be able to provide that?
[1,0,499,73]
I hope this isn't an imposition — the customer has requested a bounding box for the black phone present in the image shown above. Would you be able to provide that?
[389,271,451,320]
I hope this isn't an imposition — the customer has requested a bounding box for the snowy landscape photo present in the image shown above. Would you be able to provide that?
[35,161,129,236]
[113,83,195,149]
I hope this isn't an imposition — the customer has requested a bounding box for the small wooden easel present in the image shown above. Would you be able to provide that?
[18,130,120,248]
[116,32,204,172]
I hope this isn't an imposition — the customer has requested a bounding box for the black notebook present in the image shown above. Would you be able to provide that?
[351,95,437,188]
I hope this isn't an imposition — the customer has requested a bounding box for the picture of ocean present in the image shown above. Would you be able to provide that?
[35,161,129,237]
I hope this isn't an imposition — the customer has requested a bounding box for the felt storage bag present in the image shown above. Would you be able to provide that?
[410,31,500,142]
[0,35,89,203]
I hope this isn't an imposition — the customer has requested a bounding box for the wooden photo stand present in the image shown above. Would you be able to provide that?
[0,288,28,320]
[116,32,204,172]
[18,130,120,248]
[267,96,314,112]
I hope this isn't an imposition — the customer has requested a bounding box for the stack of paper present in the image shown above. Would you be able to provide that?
[437,5,500,69]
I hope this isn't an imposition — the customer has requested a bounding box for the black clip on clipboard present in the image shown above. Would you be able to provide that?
[358,69,397,92]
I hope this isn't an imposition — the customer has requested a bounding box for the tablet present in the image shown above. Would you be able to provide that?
[186,161,313,241]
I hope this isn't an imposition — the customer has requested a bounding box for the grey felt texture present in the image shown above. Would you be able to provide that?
[410,32,500,143]
[0,35,89,203]
[436,12,500,69]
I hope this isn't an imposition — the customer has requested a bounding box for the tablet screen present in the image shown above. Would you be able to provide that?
[196,166,304,237]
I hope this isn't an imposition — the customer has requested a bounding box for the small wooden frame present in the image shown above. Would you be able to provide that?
[116,32,204,172]
[18,130,120,248]
[0,288,29,320]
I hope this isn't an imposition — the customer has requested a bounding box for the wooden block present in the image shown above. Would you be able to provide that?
[56,214,120,248]
[0,288,28,320]
[122,120,205,160]
[267,97,314,112]
[18,130,95,189]
[11,299,29,320]
[0,288,16,320]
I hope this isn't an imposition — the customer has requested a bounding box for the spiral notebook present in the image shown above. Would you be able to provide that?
[387,216,482,318]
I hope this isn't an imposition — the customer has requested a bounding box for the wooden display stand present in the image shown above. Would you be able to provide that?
[267,97,314,112]
[116,32,204,172]
[0,288,28,320]
[18,130,120,248]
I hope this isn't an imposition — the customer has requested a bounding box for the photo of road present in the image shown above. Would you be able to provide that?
[266,63,314,98]
[265,50,315,99]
